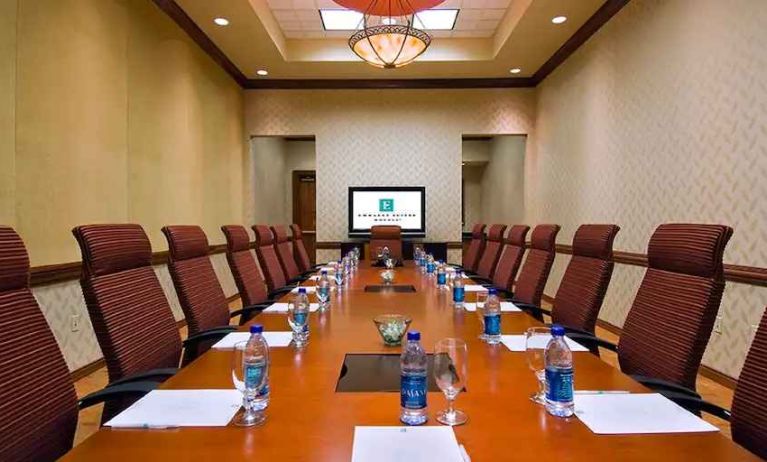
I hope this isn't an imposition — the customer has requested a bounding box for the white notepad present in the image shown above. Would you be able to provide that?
[262,302,320,313]
[211,331,294,349]
[464,302,521,312]
[574,393,719,434]
[105,390,242,428]
[351,427,464,462]
[291,286,317,294]
[308,275,320,281]
[463,285,489,292]
[500,334,589,352]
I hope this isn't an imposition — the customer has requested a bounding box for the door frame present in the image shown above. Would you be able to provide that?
[292,170,316,225]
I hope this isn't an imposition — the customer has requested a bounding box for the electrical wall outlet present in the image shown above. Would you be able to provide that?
[71,314,81,332]
[713,315,723,335]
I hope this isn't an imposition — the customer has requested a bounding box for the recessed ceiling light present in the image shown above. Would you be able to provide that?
[510,68,521,74]
[551,16,567,24]
[214,17,229,26]
[256,69,268,76]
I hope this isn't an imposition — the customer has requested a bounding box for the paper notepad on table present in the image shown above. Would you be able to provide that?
[212,331,293,349]
[351,427,464,462]
[500,334,589,352]
[291,286,317,294]
[574,393,719,434]
[464,302,521,312]
[105,390,242,428]
[262,302,320,313]
[463,285,488,292]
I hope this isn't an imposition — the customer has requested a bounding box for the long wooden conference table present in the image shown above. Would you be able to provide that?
[64,262,756,461]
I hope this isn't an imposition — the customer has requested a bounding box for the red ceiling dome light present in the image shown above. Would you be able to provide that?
[333,0,446,16]
[336,0,447,69]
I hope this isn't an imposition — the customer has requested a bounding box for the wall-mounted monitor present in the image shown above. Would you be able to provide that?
[348,186,426,237]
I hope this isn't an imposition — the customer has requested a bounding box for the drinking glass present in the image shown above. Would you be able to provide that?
[526,327,550,404]
[231,341,268,426]
[475,302,486,340]
[288,301,309,347]
[385,257,394,270]
[433,338,468,426]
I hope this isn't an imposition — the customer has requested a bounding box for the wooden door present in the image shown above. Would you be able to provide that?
[292,170,316,264]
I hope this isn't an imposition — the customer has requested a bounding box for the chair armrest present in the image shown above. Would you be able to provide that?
[183,327,236,348]
[566,332,617,352]
[268,286,295,299]
[79,381,159,410]
[629,375,702,399]
[659,391,731,420]
[472,276,494,285]
[231,303,271,324]
[106,368,178,387]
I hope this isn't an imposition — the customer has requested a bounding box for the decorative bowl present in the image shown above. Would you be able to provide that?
[373,314,412,346]
[380,270,395,285]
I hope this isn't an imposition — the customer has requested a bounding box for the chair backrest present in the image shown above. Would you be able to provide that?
[272,225,300,281]
[513,224,560,306]
[462,224,486,272]
[731,307,767,459]
[370,225,403,259]
[491,225,529,291]
[617,224,733,390]
[475,224,508,279]
[290,224,313,272]
[253,225,287,292]
[162,226,230,336]
[73,224,182,383]
[0,226,78,461]
[222,225,269,307]
[551,224,620,333]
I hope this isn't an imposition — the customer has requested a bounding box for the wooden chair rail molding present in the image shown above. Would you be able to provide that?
[546,242,767,288]
[30,244,229,287]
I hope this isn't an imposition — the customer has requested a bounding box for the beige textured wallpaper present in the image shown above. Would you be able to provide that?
[244,89,537,244]
[250,137,289,225]
[481,136,526,225]
[529,0,767,377]
[6,0,245,266]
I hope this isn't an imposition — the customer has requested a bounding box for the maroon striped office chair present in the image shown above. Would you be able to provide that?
[271,225,307,282]
[489,225,530,295]
[253,225,293,295]
[369,225,403,260]
[222,225,274,322]
[1,226,156,460]
[290,224,312,272]
[520,224,620,335]
[660,307,767,460]
[571,224,733,393]
[461,224,486,273]
[473,224,508,280]
[162,226,238,347]
[511,224,560,308]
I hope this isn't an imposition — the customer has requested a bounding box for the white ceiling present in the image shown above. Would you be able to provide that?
[268,0,513,39]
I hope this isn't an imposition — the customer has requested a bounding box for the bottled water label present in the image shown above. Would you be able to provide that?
[484,314,501,336]
[245,362,266,389]
[294,312,307,325]
[426,262,435,273]
[437,273,446,285]
[318,287,329,299]
[453,287,465,303]
[545,366,574,403]
[400,374,427,409]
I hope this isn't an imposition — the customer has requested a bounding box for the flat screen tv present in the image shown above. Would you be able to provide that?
[348,186,426,237]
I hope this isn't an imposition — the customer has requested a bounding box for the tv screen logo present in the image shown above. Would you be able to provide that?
[379,198,394,212]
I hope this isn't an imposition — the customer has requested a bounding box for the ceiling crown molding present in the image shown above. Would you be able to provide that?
[154,0,630,90]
